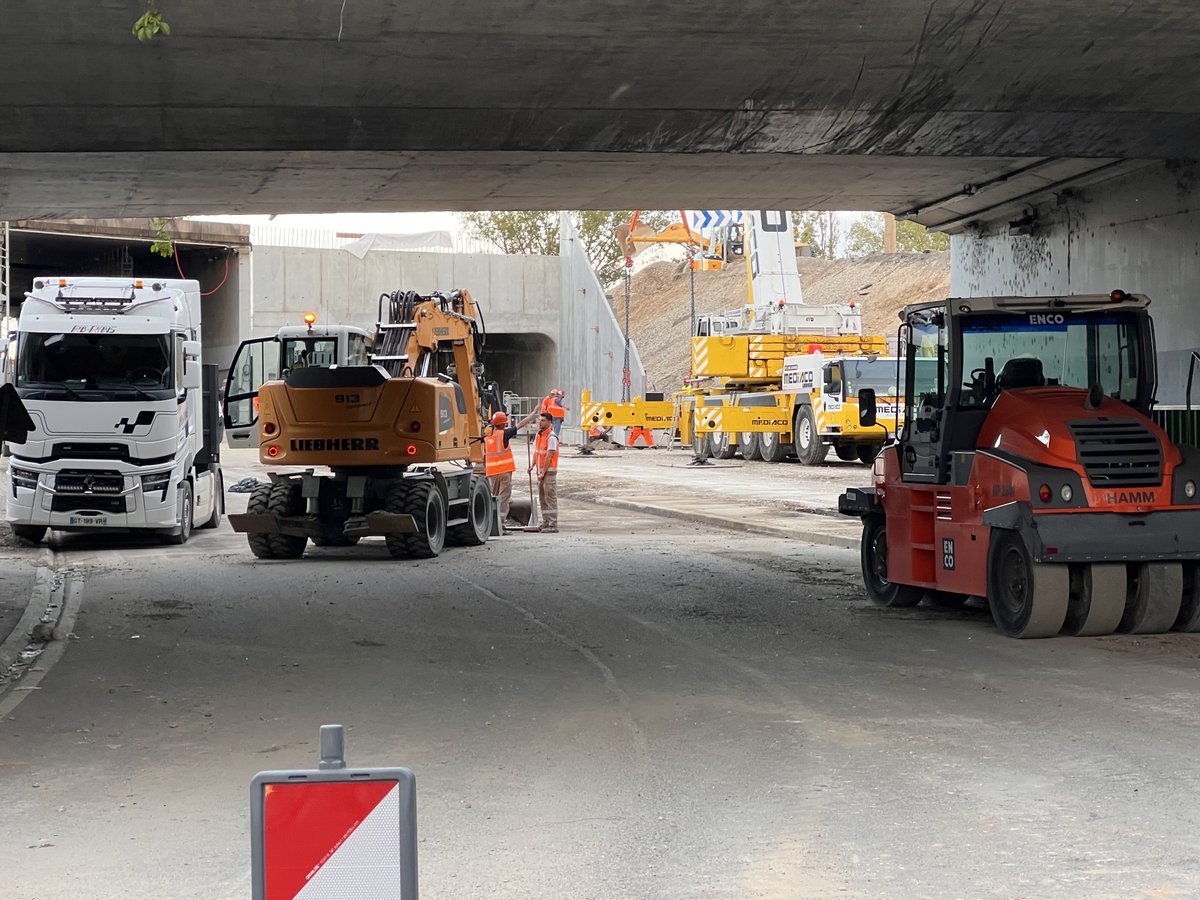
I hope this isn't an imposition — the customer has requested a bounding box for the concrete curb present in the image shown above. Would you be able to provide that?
[562,490,859,550]
[0,544,68,705]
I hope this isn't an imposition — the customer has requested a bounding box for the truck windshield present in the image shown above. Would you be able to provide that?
[16,332,173,398]
[842,358,900,397]
[959,311,1144,407]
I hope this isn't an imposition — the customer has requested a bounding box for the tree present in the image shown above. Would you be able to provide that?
[844,213,950,256]
[792,211,838,259]
[460,210,672,285]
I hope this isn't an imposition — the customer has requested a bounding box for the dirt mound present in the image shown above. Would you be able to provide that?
[610,251,950,392]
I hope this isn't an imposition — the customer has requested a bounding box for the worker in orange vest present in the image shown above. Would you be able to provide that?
[580,422,620,455]
[485,409,537,524]
[540,389,567,437]
[529,412,560,532]
[627,425,656,448]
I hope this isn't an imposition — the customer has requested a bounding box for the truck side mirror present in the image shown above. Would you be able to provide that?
[0,383,35,444]
[183,340,202,359]
[183,360,202,390]
[858,388,877,427]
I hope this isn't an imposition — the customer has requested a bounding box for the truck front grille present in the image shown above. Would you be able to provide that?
[51,495,129,513]
[54,470,125,495]
[1067,418,1162,487]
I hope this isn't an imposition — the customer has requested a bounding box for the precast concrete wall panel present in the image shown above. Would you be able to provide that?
[951,162,1200,404]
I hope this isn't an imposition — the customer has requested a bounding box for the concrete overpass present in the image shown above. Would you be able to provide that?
[3,1,1200,397]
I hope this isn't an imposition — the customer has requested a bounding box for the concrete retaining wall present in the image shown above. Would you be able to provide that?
[950,162,1200,403]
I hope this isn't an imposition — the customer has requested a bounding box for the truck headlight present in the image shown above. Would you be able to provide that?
[1060,484,1073,503]
[1186,479,1197,500]
[141,472,172,500]
[10,466,39,491]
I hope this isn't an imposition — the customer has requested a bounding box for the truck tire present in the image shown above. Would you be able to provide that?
[384,480,446,559]
[987,530,1069,638]
[199,470,223,529]
[739,432,761,460]
[163,481,194,545]
[712,432,738,460]
[246,482,307,559]
[834,444,857,462]
[11,524,47,545]
[793,406,826,466]
[861,517,924,607]
[447,475,492,547]
[856,445,877,466]
[759,431,790,463]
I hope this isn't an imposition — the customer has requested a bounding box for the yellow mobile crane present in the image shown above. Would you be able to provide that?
[224,289,498,559]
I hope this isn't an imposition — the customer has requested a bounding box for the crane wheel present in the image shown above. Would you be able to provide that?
[384,480,446,559]
[760,431,790,463]
[834,445,857,462]
[1061,563,1125,636]
[1172,563,1200,632]
[691,430,712,459]
[986,531,1068,638]
[855,445,877,466]
[739,432,761,461]
[246,482,307,560]
[1118,562,1183,634]
[792,407,826,466]
[447,475,492,547]
[860,517,924,607]
[712,432,738,459]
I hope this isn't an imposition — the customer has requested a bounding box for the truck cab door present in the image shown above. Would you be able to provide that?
[900,317,949,482]
[223,337,279,448]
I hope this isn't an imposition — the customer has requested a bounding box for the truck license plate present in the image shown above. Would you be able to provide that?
[69,516,108,526]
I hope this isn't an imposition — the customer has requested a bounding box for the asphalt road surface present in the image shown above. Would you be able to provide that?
[2,496,1200,898]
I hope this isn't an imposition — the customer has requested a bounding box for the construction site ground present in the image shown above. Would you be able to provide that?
[4,446,1200,898]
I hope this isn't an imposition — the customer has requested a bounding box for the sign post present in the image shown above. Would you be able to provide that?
[250,725,418,899]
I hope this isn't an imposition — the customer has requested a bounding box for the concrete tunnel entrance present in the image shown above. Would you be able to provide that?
[482,332,557,403]
[4,222,248,376]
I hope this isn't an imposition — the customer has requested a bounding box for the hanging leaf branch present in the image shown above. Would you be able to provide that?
[150,218,175,258]
[133,2,171,42]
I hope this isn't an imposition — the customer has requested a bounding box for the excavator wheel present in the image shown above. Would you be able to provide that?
[1172,563,1200,632]
[1118,562,1183,634]
[246,482,307,560]
[1061,563,1126,636]
[986,530,1068,638]
[712,432,738,460]
[739,432,762,461]
[384,480,447,559]
[792,406,826,466]
[856,445,877,466]
[860,517,924,607]
[759,431,790,463]
[446,475,492,547]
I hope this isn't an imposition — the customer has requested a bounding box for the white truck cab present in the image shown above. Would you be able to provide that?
[5,276,223,544]
[224,316,371,445]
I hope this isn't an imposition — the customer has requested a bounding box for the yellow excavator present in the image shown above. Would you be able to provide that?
[224,288,501,560]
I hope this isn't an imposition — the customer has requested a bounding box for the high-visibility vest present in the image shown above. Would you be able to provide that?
[588,424,607,439]
[541,395,565,418]
[484,430,516,476]
[534,429,560,472]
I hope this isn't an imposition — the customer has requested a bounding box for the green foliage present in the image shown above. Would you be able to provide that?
[132,4,171,42]
[792,211,838,259]
[460,210,673,285]
[845,213,950,257]
[150,217,174,258]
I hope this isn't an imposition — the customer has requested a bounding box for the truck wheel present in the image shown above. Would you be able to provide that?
[691,429,712,459]
[199,470,223,529]
[385,480,446,559]
[447,475,492,547]
[739,432,761,460]
[856,445,877,465]
[760,431,790,463]
[987,530,1068,638]
[163,481,194,545]
[246,482,307,560]
[11,524,47,545]
[712,432,738,460]
[861,518,923,607]
[1118,562,1183,634]
[793,406,825,466]
[834,445,857,462]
